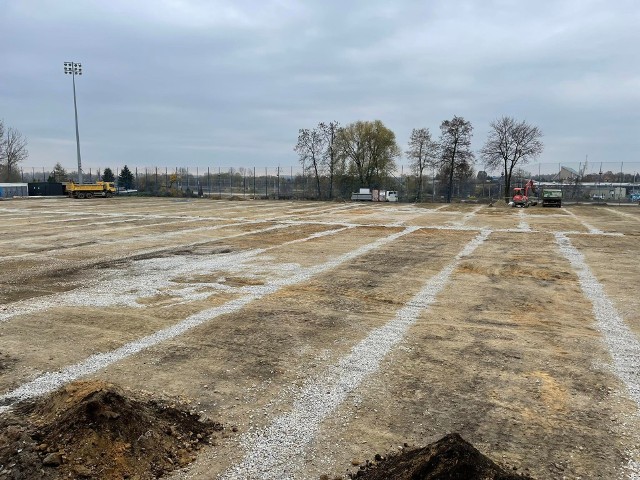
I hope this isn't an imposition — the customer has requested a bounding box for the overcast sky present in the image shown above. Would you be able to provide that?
[2,0,639,175]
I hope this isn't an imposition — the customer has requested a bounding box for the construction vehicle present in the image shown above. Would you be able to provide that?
[66,181,116,199]
[511,179,537,208]
[542,189,562,208]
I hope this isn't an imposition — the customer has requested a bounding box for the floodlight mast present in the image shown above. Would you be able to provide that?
[64,62,83,184]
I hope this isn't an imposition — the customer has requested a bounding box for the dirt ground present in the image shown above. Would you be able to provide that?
[1,198,639,479]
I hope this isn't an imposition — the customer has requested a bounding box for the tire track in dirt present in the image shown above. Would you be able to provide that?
[219,230,491,479]
[0,226,413,412]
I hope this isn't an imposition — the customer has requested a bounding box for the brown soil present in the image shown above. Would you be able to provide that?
[0,381,222,480]
[2,200,639,479]
[347,433,532,480]
[0,352,14,372]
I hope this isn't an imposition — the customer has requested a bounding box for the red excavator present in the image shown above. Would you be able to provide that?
[512,179,537,208]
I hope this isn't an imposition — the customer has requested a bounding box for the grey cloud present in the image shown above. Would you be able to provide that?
[2,0,639,173]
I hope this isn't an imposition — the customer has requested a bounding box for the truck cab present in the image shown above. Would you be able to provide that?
[542,189,562,208]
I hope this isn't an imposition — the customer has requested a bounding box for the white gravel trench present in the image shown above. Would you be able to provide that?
[219,230,491,479]
[0,225,413,411]
[1,203,639,479]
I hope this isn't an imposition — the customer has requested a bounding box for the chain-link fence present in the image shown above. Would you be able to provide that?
[20,161,640,203]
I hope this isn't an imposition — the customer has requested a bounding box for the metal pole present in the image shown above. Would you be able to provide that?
[432,167,435,202]
[620,162,624,203]
[64,62,82,184]
[71,67,83,184]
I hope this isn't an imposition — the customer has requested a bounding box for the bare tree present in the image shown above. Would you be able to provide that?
[438,116,474,203]
[295,127,325,198]
[338,120,400,188]
[406,128,438,201]
[0,121,29,182]
[480,116,543,201]
[318,121,341,199]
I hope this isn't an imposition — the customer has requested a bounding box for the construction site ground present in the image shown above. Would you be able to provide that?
[0,198,639,479]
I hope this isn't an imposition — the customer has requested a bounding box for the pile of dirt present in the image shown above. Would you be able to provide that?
[486,200,511,209]
[346,433,532,479]
[0,381,223,479]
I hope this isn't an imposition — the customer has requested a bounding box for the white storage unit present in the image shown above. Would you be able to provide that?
[0,183,29,198]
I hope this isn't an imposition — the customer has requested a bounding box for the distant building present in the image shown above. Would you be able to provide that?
[558,166,579,181]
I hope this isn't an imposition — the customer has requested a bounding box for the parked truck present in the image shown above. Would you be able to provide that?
[66,181,116,199]
[351,188,398,202]
[542,189,562,208]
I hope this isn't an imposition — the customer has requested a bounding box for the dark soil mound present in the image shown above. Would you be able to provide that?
[349,433,532,480]
[0,381,222,479]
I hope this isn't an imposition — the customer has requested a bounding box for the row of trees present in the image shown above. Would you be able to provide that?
[295,116,544,202]
[47,163,135,189]
[3,114,543,202]
[0,119,29,182]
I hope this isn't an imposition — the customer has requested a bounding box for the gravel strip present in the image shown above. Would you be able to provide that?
[448,205,483,227]
[605,208,640,223]
[0,226,413,412]
[555,233,640,405]
[564,208,604,234]
[219,229,491,480]
[555,233,640,478]
[0,206,229,221]
[517,209,532,231]
[0,224,291,323]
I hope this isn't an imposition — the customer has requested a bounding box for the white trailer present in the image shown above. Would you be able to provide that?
[351,188,398,202]
[351,188,373,201]
[0,183,29,198]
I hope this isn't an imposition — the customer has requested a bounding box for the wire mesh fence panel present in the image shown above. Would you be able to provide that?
[20,161,640,203]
